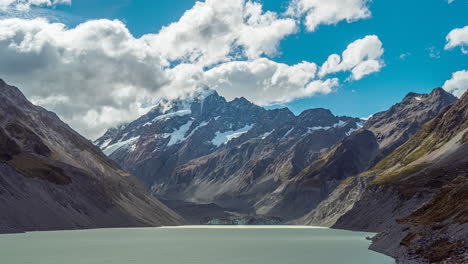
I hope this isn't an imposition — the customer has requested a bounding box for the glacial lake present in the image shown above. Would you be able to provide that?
[0,226,395,264]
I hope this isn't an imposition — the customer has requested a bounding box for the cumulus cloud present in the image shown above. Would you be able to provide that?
[443,70,468,97]
[0,18,168,139]
[204,59,336,105]
[143,0,297,67]
[445,26,468,54]
[0,0,70,11]
[166,36,382,105]
[286,0,371,32]
[148,58,335,106]
[0,1,383,139]
[319,35,384,80]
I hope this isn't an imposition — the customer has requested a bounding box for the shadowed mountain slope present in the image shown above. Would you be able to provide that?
[0,79,184,233]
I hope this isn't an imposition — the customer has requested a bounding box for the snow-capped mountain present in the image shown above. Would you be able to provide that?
[95,89,363,220]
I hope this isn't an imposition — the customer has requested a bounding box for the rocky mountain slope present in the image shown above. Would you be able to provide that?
[96,89,363,221]
[0,79,184,233]
[304,91,468,263]
[273,88,457,221]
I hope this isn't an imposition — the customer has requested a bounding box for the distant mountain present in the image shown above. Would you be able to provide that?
[96,89,363,222]
[302,90,467,263]
[0,79,184,233]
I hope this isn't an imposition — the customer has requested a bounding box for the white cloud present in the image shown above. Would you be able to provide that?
[350,59,381,80]
[445,26,468,54]
[286,0,371,32]
[0,12,295,139]
[0,1,384,139]
[152,58,336,106]
[142,0,297,67]
[443,70,468,97]
[0,18,168,139]
[204,58,336,105]
[169,37,383,105]
[0,0,70,11]
[447,0,455,3]
[319,35,384,80]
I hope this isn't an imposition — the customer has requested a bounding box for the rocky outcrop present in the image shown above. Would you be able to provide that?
[0,79,184,233]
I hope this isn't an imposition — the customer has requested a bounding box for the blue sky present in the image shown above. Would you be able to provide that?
[0,0,467,138]
[49,0,468,117]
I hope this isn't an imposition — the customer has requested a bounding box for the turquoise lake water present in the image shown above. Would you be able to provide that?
[0,226,395,264]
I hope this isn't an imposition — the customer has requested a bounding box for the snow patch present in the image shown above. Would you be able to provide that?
[415,97,422,101]
[335,120,347,127]
[261,130,274,139]
[99,139,112,149]
[307,120,347,133]
[211,125,253,147]
[282,127,294,139]
[103,136,140,156]
[166,120,194,146]
[152,109,191,122]
[186,121,209,138]
[346,121,365,136]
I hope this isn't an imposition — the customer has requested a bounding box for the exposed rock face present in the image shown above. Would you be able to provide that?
[364,87,458,165]
[315,91,468,263]
[96,89,363,219]
[0,79,184,233]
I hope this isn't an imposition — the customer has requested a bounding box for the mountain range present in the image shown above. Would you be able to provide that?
[94,88,365,221]
[95,86,457,223]
[1,77,466,262]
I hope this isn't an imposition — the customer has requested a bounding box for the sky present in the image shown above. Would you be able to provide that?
[0,0,467,139]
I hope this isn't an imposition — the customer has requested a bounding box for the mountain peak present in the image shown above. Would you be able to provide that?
[0,79,29,103]
[402,88,457,104]
[298,108,334,118]
[429,87,457,100]
[231,96,252,105]
[430,87,445,95]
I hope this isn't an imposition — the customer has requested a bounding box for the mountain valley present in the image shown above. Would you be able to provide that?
[1,78,466,263]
